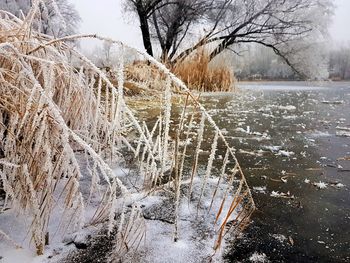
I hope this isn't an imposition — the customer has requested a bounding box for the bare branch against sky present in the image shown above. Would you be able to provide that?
[69,0,349,51]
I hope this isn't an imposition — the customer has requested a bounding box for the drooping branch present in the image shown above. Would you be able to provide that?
[236,39,307,79]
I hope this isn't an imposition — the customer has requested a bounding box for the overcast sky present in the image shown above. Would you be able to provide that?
[70,0,350,52]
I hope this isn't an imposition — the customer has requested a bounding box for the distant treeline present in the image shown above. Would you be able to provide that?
[233,43,350,81]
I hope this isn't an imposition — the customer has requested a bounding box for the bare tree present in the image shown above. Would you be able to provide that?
[125,0,164,56]
[329,43,350,80]
[127,0,333,78]
[173,0,333,76]
[150,0,213,62]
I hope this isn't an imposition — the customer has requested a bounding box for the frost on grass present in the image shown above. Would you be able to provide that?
[0,2,255,261]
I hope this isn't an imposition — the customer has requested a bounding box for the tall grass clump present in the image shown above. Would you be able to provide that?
[173,49,235,92]
[0,1,254,260]
[0,4,142,255]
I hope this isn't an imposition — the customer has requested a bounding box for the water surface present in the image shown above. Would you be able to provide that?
[199,81,350,262]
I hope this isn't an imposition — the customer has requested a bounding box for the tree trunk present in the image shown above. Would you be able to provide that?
[138,9,154,57]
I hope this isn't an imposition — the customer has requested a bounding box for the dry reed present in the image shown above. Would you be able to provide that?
[0,1,254,259]
[173,49,235,92]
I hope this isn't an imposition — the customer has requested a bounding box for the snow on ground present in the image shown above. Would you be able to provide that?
[15,169,245,263]
[0,183,103,263]
[121,177,242,263]
[0,154,114,262]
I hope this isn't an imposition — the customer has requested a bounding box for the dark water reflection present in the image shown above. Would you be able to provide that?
[199,82,350,262]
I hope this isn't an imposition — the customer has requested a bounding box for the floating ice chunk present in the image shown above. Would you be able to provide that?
[336,130,350,137]
[270,191,280,197]
[321,100,343,105]
[249,252,268,263]
[253,186,267,194]
[264,145,282,153]
[221,128,229,135]
[283,115,298,120]
[272,234,287,243]
[235,127,248,133]
[336,126,350,131]
[335,183,345,188]
[270,191,293,198]
[310,131,331,137]
[314,181,328,189]
[277,150,295,157]
[277,105,296,111]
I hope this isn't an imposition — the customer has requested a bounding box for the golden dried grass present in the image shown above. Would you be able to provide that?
[173,49,235,92]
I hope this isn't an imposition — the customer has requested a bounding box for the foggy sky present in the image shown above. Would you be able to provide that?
[70,0,350,52]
